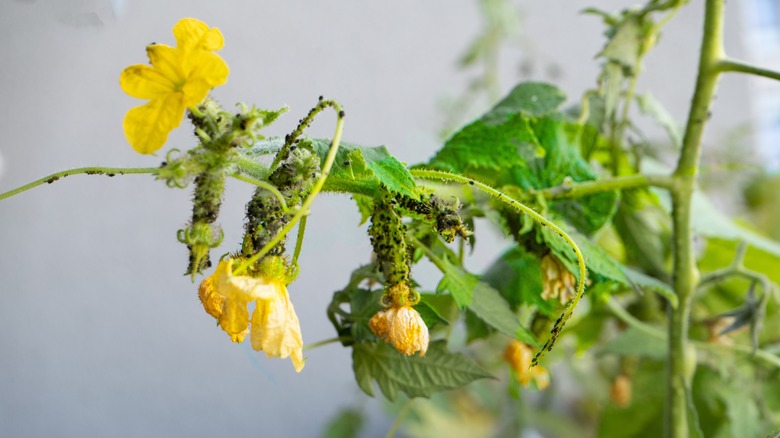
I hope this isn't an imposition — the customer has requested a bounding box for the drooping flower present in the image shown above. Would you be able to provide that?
[540,253,576,305]
[610,373,632,407]
[369,283,429,356]
[120,18,229,154]
[504,340,550,390]
[197,257,304,372]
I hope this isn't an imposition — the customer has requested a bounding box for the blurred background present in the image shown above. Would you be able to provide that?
[0,0,773,436]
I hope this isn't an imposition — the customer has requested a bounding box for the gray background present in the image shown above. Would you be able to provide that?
[0,1,751,436]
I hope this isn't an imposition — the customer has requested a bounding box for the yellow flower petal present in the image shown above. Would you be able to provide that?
[173,18,224,52]
[187,51,229,88]
[119,64,175,99]
[369,307,394,339]
[123,95,186,154]
[219,299,249,343]
[213,259,276,301]
[198,275,225,319]
[388,305,429,356]
[250,283,305,372]
[146,44,186,85]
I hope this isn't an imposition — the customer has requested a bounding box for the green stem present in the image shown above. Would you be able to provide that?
[716,59,780,82]
[0,166,158,201]
[292,216,307,267]
[236,103,345,274]
[230,173,289,212]
[385,398,414,438]
[537,174,673,199]
[667,0,725,435]
[302,336,352,351]
[605,298,780,369]
[410,168,586,365]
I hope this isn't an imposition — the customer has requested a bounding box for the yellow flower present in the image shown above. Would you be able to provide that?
[504,340,550,390]
[370,304,430,356]
[120,18,229,154]
[197,257,305,372]
[540,254,576,305]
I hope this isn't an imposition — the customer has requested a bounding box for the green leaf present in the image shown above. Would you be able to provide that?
[636,93,683,148]
[434,255,536,344]
[469,282,537,344]
[691,191,780,258]
[322,408,364,438]
[247,137,418,199]
[435,255,477,308]
[309,139,419,199]
[481,82,567,125]
[481,246,553,315]
[416,296,449,329]
[624,267,678,307]
[601,326,667,359]
[599,14,643,70]
[351,341,494,400]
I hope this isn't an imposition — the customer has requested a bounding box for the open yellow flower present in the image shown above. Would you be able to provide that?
[198,257,305,372]
[120,18,229,154]
[504,340,550,390]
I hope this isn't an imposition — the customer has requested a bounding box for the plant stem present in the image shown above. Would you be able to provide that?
[537,173,673,199]
[0,166,158,201]
[236,103,345,274]
[302,336,352,351]
[410,168,586,365]
[606,298,780,369]
[716,59,780,82]
[667,0,725,435]
[230,173,289,212]
[385,398,414,438]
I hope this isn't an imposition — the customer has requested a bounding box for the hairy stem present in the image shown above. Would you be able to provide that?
[0,166,158,201]
[236,103,345,274]
[410,168,586,365]
[667,0,725,435]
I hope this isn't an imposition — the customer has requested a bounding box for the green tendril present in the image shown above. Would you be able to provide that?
[410,168,587,366]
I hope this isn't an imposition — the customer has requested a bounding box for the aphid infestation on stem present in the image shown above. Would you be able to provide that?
[7,3,778,435]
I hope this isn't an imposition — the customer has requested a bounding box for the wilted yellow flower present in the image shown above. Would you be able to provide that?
[120,18,229,154]
[540,253,576,305]
[370,304,429,356]
[198,257,304,372]
[610,374,632,407]
[504,340,550,390]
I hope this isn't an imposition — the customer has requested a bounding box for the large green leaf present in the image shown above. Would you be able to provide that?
[601,326,667,360]
[429,83,617,234]
[481,81,567,125]
[351,341,493,400]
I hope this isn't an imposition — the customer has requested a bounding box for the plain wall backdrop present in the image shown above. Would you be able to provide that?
[0,1,750,436]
